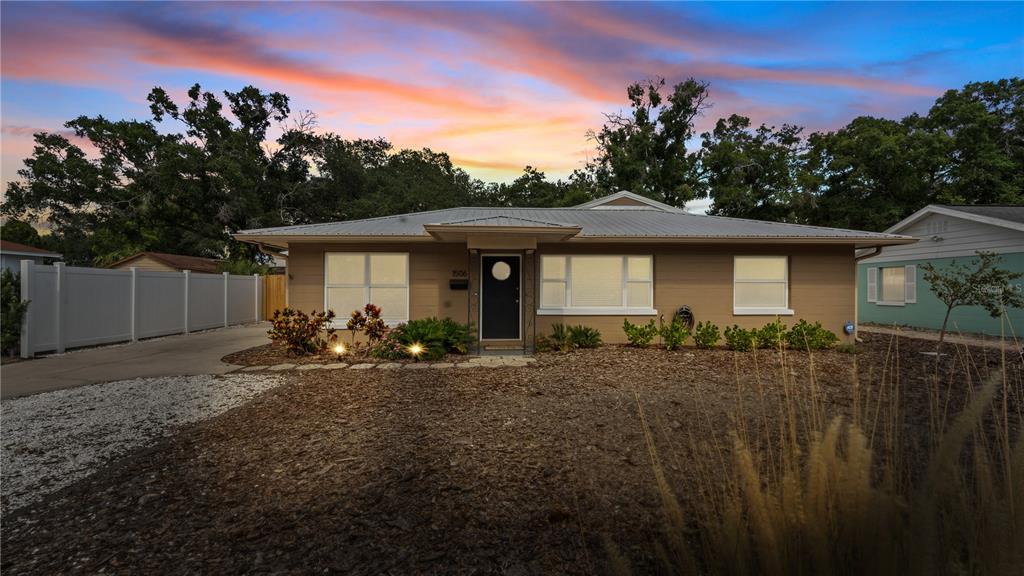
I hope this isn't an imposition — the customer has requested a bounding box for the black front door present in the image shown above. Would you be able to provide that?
[481,255,520,340]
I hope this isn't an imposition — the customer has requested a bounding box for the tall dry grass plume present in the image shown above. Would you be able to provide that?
[618,329,1024,576]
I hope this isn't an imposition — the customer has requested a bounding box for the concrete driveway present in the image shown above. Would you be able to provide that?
[1,323,270,399]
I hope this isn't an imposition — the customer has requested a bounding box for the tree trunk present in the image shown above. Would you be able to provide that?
[937,305,954,348]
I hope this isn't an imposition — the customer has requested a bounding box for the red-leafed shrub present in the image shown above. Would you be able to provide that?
[268,308,336,356]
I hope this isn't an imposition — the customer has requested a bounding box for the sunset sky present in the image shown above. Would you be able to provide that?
[2,1,1022,190]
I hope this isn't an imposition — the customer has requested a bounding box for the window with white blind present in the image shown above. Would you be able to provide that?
[325,253,409,324]
[733,256,793,315]
[867,265,916,306]
[539,255,655,315]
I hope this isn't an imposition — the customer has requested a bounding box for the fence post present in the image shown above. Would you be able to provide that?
[55,262,66,354]
[183,270,191,335]
[130,267,138,343]
[20,260,34,359]
[253,274,260,322]
[223,272,230,328]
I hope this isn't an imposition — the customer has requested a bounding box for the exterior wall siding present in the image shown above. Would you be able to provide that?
[289,242,859,346]
[287,243,471,327]
[861,213,1024,263]
[535,243,857,344]
[858,252,1024,337]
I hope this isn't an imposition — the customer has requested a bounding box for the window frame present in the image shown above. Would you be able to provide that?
[323,252,410,326]
[878,266,907,306]
[537,254,656,316]
[733,255,794,316]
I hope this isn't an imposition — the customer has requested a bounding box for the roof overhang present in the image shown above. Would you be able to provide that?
[0,249,63,258]
[562,235,917,249]
[884,205,1024,234]
[234,232,914,251]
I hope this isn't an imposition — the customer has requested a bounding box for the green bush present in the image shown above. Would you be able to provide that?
[389,317,474,360]
[785,319,840,350]
[659,316,690,351]
[268,308,336,356]
[438,317,474,354]
[534,334,552,353]
[755,318,787,349]
[724,325,756,352]
[545,323,602,352]
[692,321,721,349]
[1,269,28,356]
[568,325,602,348]
[622,318,658,347]
[836,343,859,354]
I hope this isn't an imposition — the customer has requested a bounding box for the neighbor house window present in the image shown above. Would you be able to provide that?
[881,267,905,304]
[538,255,654,315]
[325,252,409,324]
[866,265,916,306]
[733,256,793,315]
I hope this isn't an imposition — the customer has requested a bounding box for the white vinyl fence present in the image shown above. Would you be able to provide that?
[19,260,263,358]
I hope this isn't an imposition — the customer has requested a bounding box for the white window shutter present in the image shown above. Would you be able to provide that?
[904,264,917,303]
[867,267,877,303]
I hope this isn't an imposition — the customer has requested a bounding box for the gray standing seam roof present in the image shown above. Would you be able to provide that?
[236,207,910,241]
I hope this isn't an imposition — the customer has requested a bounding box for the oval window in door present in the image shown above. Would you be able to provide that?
[491,261,511,281]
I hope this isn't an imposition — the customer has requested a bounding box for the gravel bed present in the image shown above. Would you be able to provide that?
[1,374,283,513]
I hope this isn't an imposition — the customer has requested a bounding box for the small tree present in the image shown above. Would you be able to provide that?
[921,251,1024,346]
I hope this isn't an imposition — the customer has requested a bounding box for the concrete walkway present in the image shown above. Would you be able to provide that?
[0,323,270,399]
[860,325,1021,350]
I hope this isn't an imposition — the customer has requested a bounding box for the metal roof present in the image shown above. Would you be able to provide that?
[236,206,913,245]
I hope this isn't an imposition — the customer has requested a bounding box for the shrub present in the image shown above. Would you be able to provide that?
[623,318,658,347]
[755,318,787,349]
[785,319,840,350]
[692,321,721,349]
[568,325,602,348]
[724,325,756,352]
[268,308,336,356]
[549,323,574,352]
[534,334,552,353]
[1,269,28,356]
[438,317,474,354]
[345,303,387,344]
[369,333,406,360]
[545,323,602,352]
[836,343,859,354]
[388,317,474,360]
[658,316,690,351]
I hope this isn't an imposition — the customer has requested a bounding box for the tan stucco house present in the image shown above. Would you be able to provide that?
[235,191,915,352]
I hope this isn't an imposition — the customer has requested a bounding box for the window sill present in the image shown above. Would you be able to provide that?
[537,307,658,316]
[874,301,905,307]
[733,308,794,316]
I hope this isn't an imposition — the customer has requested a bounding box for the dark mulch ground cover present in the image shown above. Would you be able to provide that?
[3,334,1020,575]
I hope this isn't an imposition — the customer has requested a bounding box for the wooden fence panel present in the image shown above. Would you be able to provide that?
[263,274,286,319]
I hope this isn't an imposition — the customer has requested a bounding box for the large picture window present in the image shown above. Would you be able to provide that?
[733,256,792,315]
[325,253,409,324]
[539,255,654,315]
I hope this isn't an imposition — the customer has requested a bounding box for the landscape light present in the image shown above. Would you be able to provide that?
[408,343,424,357]
[334,343,346,357]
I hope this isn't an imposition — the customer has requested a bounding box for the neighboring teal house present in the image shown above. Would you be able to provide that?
[858,205,1024,338]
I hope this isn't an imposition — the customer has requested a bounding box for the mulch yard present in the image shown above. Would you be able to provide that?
[3,334,1021,574]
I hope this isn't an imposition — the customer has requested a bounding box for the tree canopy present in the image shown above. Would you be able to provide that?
[3,78,1020,265]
